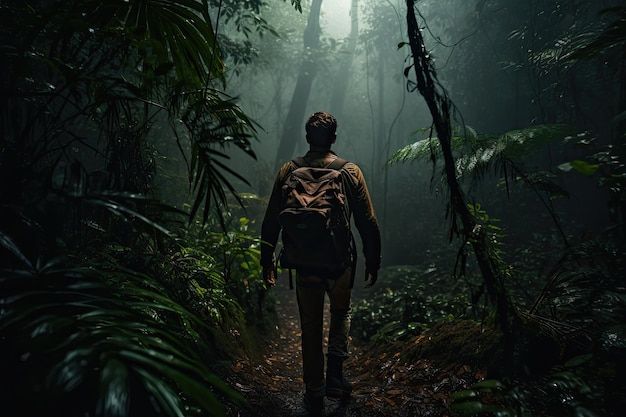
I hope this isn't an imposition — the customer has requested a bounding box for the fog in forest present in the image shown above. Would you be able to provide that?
[214,0,619,270]
[2,1,625,416]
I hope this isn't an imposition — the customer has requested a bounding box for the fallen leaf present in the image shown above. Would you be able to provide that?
[433,392,447,401]
[384,397,396,406]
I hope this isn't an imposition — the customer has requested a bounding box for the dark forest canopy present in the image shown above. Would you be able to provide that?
[1,1,625,416]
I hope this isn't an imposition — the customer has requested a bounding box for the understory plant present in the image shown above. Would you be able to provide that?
[0,1,280,415]
[184,211,275,329]
[450,238,626,417]
[0,251,246,416]
[351,264,469,343]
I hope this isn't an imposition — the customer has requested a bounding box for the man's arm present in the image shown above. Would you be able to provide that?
[261,181,283,266]
[260,162,293,285]
[344,163,381,285]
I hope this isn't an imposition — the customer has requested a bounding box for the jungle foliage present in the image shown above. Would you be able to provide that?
[0,1,296,416]
[1,1,626,417]
[352,2,626,416]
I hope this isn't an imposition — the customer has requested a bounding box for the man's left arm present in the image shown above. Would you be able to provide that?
[344,164,381,286]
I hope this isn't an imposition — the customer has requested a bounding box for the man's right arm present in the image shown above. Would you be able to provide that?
[260,162,293,270]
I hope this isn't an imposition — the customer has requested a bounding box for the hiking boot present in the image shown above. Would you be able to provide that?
[325,355,352,400]
[294,393,325,417]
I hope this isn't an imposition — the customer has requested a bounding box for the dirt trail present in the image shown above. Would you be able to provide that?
[223,282,477,417]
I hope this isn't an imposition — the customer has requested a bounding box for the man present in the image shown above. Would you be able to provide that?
[260,111,381,416]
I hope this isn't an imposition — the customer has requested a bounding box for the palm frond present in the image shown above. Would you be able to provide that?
[0,262,246,417]
[24,0,224,88]
[181,91,259,225]
[83,191,188,237]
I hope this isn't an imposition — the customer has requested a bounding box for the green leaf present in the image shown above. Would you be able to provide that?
[568,160,600,176]
[389,124,575,170]
[564,353,594,368]
[97,358,130,417]
[449,389,480,401]
[0,229,33,270]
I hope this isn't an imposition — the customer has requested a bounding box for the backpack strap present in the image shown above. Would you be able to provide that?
[327,157,348,170]
[326,157,356,287]
[292,156,307,168]
[285,156,306,290]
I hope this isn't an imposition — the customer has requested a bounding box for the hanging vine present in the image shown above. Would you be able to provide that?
[403,0,520,356]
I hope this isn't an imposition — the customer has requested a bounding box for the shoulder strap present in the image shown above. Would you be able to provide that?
[292,156,307,168]
[327,157,349,170]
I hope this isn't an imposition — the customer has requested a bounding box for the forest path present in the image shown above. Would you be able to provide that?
[223,280,478,417]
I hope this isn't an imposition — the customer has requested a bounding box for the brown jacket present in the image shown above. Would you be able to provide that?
[261,149,381,272]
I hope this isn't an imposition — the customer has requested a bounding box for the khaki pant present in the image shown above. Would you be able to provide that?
[296,267,352,397]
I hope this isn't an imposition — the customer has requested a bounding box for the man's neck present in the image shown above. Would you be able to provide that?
[308,146,333,152]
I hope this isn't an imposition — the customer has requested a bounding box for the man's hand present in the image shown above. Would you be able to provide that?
[363,267,378,289]
[263,264,277,287]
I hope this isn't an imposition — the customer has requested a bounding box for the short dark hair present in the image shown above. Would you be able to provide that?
[305,111,337,147]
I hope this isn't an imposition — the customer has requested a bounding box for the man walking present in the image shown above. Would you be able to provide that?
[261,111,381,416]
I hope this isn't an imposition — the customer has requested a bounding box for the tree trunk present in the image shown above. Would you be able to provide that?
[405,0,518,352]
[274,0,323,170]
[328,0,358,119]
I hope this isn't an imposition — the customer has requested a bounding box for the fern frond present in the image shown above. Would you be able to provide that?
[390,124,575,177]
[388,127,479,166]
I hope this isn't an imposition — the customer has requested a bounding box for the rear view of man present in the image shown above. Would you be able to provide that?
[261,111,381,416]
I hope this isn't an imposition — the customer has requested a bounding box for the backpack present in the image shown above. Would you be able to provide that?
[278,156,356,285]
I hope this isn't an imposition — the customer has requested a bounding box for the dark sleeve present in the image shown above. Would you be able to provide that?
[344,163,381,271]
[260,163,292,268]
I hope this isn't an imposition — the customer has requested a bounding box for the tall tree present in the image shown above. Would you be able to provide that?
[328,0,359,119]
[274,0,323,170]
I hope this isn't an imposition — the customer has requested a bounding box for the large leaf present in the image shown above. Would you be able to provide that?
[0,263,246,416]
[16,0,224,88]
[389,125,573,167]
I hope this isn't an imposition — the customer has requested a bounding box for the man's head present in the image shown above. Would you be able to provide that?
[305,111,337,148]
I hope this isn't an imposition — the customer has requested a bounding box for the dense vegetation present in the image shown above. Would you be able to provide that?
[1,1,625,416]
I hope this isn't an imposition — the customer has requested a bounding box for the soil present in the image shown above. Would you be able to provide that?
[219,282,493,417]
